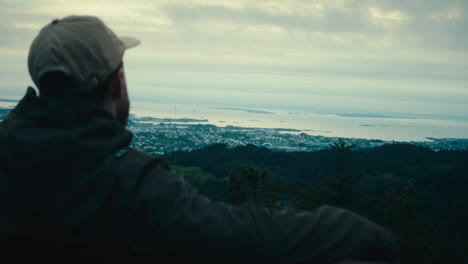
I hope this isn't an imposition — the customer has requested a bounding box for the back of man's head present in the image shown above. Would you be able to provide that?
[28,15,139,102]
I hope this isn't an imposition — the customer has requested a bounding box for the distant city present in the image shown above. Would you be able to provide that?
[126,114,468,155]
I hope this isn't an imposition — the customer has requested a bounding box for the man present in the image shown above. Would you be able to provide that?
[0,15,397,263]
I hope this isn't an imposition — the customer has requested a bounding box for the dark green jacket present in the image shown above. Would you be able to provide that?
[0,88,397,263]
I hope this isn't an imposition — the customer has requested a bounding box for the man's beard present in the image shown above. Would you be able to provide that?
[116,99,130,127]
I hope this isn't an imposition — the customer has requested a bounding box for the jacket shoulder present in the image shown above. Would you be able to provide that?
[105,149,171,218]
[112,149,170,190]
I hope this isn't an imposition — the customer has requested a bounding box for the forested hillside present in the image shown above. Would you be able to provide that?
[164,142,468,264]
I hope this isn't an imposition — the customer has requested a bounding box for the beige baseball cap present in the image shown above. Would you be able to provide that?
[28,15,140,96]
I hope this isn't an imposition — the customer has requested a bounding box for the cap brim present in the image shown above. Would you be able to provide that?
[119,36,140,49]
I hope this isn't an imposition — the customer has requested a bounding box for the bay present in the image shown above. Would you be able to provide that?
[130,101,468,142]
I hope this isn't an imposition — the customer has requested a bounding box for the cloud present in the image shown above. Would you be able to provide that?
[161,1,373,33]
[158,0,467,51]
[3,0,466,52]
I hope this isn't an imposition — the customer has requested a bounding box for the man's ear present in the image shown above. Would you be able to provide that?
[109,68,124,99]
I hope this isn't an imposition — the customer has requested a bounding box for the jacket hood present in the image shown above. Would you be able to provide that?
[0,87,132,175]
[0,87,132,226]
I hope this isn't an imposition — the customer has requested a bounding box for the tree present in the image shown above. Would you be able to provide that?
[228,165,285,209]
[297,138,358,210]
[383,179,433,263]
[172,166,229,201]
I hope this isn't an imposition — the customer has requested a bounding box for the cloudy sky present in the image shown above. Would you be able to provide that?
[1,0,467,119]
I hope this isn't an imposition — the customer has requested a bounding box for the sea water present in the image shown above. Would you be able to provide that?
[130,101,468,142]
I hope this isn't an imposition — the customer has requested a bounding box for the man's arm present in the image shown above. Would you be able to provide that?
[131,163,397,263]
